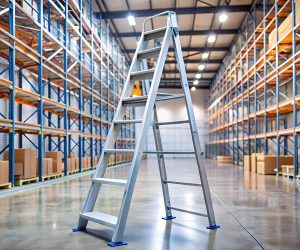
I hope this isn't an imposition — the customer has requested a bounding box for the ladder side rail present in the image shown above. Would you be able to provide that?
[171,16,216,227]
[77,32,147,227]
[152,105,173,219]
[112,20,173,243]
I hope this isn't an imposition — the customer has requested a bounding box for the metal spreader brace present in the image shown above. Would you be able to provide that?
[73,11,219,247]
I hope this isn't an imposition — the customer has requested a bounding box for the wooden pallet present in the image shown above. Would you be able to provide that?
[82,167,91,172]
[42,173,63,181]
[15,177,39,186]
[283,173,295,179]
[0,182,12,189]
[67,169,79,175]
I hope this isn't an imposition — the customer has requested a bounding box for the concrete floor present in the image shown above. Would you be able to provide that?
[0,158,299,250]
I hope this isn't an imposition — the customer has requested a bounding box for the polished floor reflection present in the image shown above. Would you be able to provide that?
[0,158,299,250]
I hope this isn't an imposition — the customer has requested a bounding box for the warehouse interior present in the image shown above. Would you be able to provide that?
[0,0,299,249]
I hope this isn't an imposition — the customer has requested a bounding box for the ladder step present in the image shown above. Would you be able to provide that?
[131,68,155,81]
[122,94,185,107]
[144,27,167,41]
[104,149,135,154]
[167,206,208,217]
[155,120,190,126]
[163,180,202,187]
[80,211,118,228]
[93,177,127,187]
[143,151,195,154]
[138,47,161,59]
[114,119,142,124]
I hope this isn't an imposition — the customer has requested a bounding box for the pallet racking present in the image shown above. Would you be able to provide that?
[207,0,300,177]
[0,0,135,187]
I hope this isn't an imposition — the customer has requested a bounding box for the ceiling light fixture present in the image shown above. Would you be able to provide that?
[207,34,216,43]
[202,52,209,59]
[219,12,228,23]
[196,73,201,79]
[198,64,205,70]
[193,80,199,85]
[127,15,136,26]
[191,86,196,91]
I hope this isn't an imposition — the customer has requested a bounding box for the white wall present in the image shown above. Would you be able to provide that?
[135,88,209,158]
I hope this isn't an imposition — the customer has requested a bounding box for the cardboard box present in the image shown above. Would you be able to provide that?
[38,158,47,176]
[251,153,263,173]
[31,148,37,178]
[280,156,294,166]
[5,148,36,179]
[256,155,294,175]
[257,155,277,175]
[83,157,88,168]
[93,156,98,167]
[217,156,232,163]
[87,157,91,168]
[36,158,52,176]
[0,161,9,184]
[14,163,25,181]
[67,158,72,172]
[75,158,79,170]
[68,153,76,159]
[14,162,23,176]
[15,149,31,179]
[244,155,251,172]
[269,2,300,49]
[46,151,62,174]
[53,160,62,174]
[47,158,53,175]
[46,151,62,161]
[71,158,76,171]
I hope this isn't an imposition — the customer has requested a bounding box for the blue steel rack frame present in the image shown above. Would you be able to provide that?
[0,0,135,187]
[207,0,300,177]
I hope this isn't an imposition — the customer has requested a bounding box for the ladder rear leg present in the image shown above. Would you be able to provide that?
[152,106,175,220]
[171,21,219,229]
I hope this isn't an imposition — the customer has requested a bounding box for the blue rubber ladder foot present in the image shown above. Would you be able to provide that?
[162,215,176,220]
[72,227,86,232]
[206,224,220,230]
[107,241,128,247]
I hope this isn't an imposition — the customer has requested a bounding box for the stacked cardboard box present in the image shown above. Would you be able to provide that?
[251,153,264,173]
[93,156,98,167]
[109,155,115,165]
[68,158,75,172]
[0,161,9,185]
[81,157,87,169]
[244,155,251,172]
[256,155,294,175]
[37,158,53,177]
[45,151,62,174]
[68,153,77,171]
[4,148,37,180]
[217,156,232,163]
[269,1,300,49]
[256,155,276,175]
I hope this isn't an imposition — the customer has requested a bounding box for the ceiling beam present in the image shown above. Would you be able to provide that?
[163,69,217,74]
[116,29,238,38]
[159,85,210,89]
[95,5,252,19]
[124,47,228,53]
[161,78,212,82]
[165,59,223,64]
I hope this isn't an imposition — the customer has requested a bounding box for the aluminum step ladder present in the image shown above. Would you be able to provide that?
[73,11,219,247]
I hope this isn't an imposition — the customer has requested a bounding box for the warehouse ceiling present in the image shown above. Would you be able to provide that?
[93,0,254,89]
